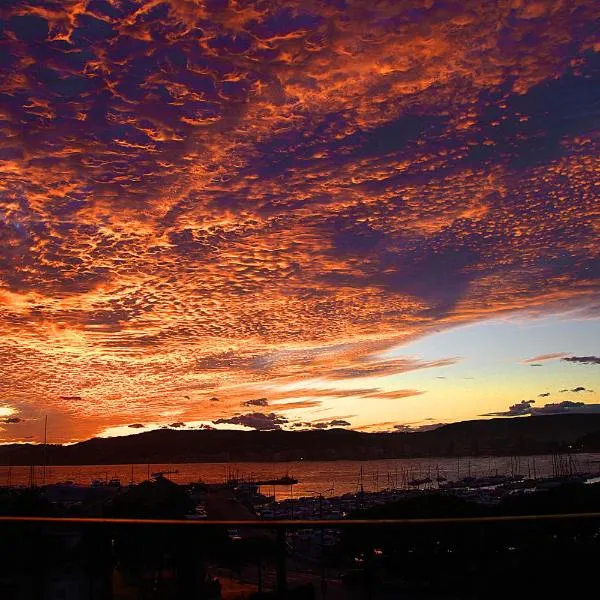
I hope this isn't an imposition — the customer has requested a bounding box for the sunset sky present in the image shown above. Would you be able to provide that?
[1,0,599,443]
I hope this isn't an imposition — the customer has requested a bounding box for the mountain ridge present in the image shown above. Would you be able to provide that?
[2,414,600,465]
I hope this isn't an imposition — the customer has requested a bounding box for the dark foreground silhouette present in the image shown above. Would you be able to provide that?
[0,480,599,599]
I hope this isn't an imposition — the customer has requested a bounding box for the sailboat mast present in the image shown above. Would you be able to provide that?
[42,415,48,486]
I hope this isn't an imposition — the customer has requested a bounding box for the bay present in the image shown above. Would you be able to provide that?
[3,453,599,500]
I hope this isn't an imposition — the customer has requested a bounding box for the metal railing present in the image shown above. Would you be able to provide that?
[3,512,600,526]
[1,513,600,599]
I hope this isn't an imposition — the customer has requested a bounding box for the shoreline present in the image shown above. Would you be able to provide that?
[1,450,599,467]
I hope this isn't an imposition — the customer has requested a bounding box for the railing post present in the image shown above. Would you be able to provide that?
[320,526,327,600]
[276,525,287,599]
[364,543,376,600]
[257,558,263,593]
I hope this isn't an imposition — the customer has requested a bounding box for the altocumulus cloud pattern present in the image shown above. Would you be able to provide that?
[0,0,599,440]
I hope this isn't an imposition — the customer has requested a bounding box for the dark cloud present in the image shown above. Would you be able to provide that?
[394,423,445,433]
[169,422,185,428]
[305,419,352,429]
[484,400,600,417]
[128,423,145,429]
[393,425,415,433]
[329,419,351,427]
[529,364,543,367]
[208,397,220,402]
[533,401,600,415]
[241,398,269,407]
[563,356,600,365]
[214,412,288,431]
[538,392,551,397]
[59,396,83,401]
[571,386,592,393]
[483,400,535,417]
[2,417,23,424]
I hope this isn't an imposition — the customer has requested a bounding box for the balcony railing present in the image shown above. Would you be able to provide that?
[1,513,600,599]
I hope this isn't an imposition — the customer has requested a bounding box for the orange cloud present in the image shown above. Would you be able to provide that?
[523,353,569,364]
[0,0,599,441]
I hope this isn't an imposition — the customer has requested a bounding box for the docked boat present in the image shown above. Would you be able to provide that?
[185,504,208,520]
[257,475,298,486]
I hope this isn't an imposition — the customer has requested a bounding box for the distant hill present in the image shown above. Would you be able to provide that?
[2,414,600,465]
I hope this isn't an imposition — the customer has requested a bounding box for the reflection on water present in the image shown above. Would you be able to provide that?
[2,454,599,500]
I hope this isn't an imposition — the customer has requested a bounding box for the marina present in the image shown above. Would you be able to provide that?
[3,453,600,523]
[2,454,600,599]
[3,453,600,500]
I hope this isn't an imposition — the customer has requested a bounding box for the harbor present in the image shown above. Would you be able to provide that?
[3,453,600,524]
[2,455,600,599]
[3,452,600,499]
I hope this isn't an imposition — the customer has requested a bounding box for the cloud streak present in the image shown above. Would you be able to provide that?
[523,353,568,364]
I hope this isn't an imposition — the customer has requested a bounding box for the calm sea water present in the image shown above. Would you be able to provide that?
[3,454,600,500]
